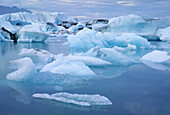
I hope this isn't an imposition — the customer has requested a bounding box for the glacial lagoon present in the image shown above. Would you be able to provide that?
[0,41,170,115]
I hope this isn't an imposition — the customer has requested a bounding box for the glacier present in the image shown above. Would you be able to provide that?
[33,92,112,106]
[6,57,37,81]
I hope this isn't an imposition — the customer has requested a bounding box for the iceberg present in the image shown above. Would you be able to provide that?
[156,27,170,41]
[140,50,170,63]
[116,33,150,49]
[41,57,96,77]
[67,28,108,50]
[6,57,37,81]
[19,48,54,69]
[66,28,150,50]
[33,92,112,106]
[16,24,49,42]
[106,14,170,40]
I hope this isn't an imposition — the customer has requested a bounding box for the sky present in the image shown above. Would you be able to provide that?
[0,0,170,20]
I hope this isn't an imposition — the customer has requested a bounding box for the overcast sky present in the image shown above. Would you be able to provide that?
[0,0,170,19]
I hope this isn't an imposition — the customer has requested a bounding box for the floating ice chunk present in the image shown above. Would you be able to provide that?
[106,14,170,38]
[107,14,154,35]
[140,50,170,63]
[67,28,149,50]
[33,92,112,106]
[67,28,108,50]
[156,27,170,41]
[6,57,37,81]
[65,55,111,66]
[16,24,49,42]
[41,58,95,77]
[19,48,54,69]
[116,33,150,49]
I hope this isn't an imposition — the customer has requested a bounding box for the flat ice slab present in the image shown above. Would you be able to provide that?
[140,50,170,63]
[33,92,112,106]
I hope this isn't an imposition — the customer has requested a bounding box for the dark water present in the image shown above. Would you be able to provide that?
[0,41,170,115]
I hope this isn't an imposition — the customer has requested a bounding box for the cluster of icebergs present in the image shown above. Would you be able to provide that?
[6,48,170,106]
[3,12,170,106]
[0,12,170,42]
[7,48,170,82]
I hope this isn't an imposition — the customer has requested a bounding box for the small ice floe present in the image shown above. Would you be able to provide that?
[140,50,170,63]
[6,57,37,81]
[33,92,112,106]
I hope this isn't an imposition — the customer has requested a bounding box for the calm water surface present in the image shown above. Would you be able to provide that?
[0,41,170,115]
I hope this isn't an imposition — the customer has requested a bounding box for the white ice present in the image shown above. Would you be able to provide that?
[156,27,170,41]
[140,50,170,63]
[33,92,112,106]
[19,48,54,69]
[6,57,37,81]
[0,12,67,25]
[106,14,170,39]
[41,56,96,77]
[67,28,150,50]
[16,24,49,42]
[67,28,108,50]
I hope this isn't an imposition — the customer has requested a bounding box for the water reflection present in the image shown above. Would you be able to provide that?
[8,81,35,105]
[142,61,170,71]
[91,65,129,79]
